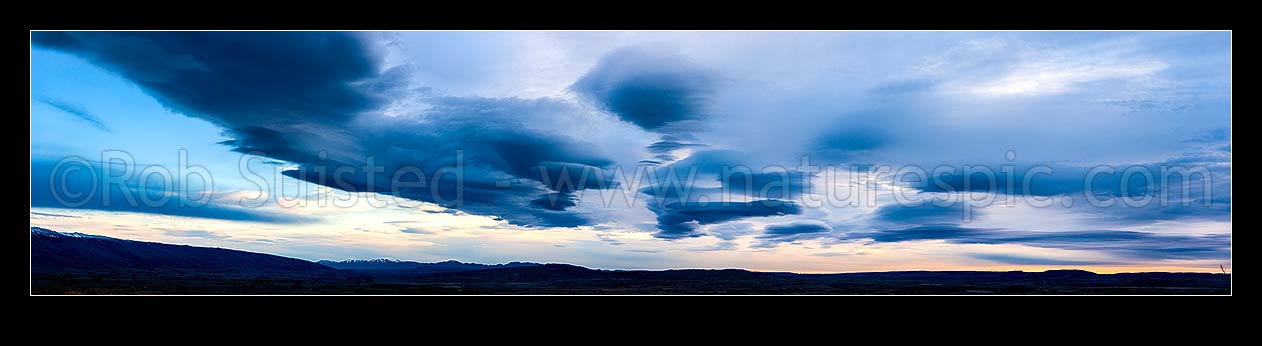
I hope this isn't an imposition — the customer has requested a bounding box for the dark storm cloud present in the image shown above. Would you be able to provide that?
[569,48,802,236]
[530,192,578,211]
[762,222,833,236]
[646,139,706,153]
[218,126,328,164]
[638,149,815,238]
[270,96,620,227]
[754,221,833,248]
[853,225,1230,261]
[571,47,716,131]
[650,200,802,239]
[30,31,394,128]
[34,32,620,228]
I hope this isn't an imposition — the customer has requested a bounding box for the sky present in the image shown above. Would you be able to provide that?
[29,31,1231,273]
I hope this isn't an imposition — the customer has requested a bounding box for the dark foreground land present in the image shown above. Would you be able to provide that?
[32,266,1232,295]
[31,228,1230,295]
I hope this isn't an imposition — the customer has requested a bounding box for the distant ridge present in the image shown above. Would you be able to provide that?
[316,258,540,273]
[30,227,1230,294]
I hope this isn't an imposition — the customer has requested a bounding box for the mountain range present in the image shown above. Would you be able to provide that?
[30,227,1232,295]
[316,258,539,273]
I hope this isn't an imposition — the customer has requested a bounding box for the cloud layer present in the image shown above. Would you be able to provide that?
[31,31,1231,266]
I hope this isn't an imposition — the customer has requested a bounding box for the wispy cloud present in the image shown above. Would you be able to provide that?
[854,225,1230,261]
[400,227,433,235]
[161,229,229,240]
[30,211,80,218]
[960,60,1166,97]
[31,94,112,132]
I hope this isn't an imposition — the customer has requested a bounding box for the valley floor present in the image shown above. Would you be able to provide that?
[31,267,1231,295]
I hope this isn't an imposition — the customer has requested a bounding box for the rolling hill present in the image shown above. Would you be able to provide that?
[31,227,337,274]
[29,227,1232,294]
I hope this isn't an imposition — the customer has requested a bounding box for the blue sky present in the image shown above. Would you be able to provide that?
[30,31,1230,273]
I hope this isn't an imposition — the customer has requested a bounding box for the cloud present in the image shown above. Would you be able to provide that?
[570,47,718,167]
[900,145,1230,226]
[529,193,578,211]
[854,225,1230,261]
[31,31,1231,259]
[272,96,621,227]
[808,111,898,160]
[812,252,866,257]
[30,211,80,218]
[703,222,756,241]
[894,37,1172,98]
[688,241,739,252]
[161,229,229,240]
[643,150,814,201]
[400,228,433,235]
[595,232,625,246]
[860,225,989,243]
[33,32,624,229]
[762,221,833,236]
[644,137,708,163]
[650,200,802,239]
[994,230,1230,261]
[960,60,1167,97]
[878,125,1231,229]
[969,253,1103,266]
[636,149,817,238]
[571,47,716,131]
[755,221,833,247]
[869,78,936,96]
[30,159,311,223]
[646,139,706,153]
[719,171,813,201]
[30,32,395,129]
[31,94,112,132]
[873,202,976,226]
[907,163,1196,197]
